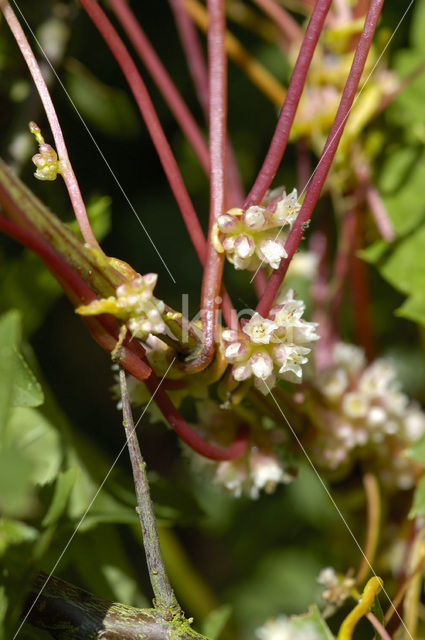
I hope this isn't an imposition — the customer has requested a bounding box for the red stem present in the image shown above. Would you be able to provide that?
[169,0,209,115]
[0,2,99,249]
[168,0,244,208]
[296,138,311,193]
[108,0,210,174]
[79,0,206,264]
[244,0,332,208]
[144,373,248,460]
[366,184,395,241]
[330,206,357,322]
[349,206,375,361]
[256,0,385,317]
[184,0,227,373]
[0,215,151,380]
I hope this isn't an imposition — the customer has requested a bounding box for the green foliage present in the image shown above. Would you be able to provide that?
[65,58,141,138]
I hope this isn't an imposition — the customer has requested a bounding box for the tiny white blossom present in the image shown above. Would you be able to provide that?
[243,313,279,345]
[215,187,301,271]
[223,291,318,393]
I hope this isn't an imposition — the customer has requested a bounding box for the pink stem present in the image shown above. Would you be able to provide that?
[244,0,332,208]
[184,0,227,373]
[108,0,210,174]
[0,2,99,249]
[365,612,393,640]
[0,215,152,380]
[168,0,244,208]
[256,0,385,317]
[310,230,334,371]
[79,0,206,264]
[251,0,303,50]
[144,372,248,460]
[349,206,375,361]
[330,207,357,321]
[296,138,311,193]
[366,184,395,241]
[169,0,210,115]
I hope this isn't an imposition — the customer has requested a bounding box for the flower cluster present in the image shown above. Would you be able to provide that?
[317,567,355,611]
[213,187,300,271]
[185,400,294,499]
[222,290,319,394]
[77,273,166,340]
[256,616,320,640]
[308,343,425,488]
[30,121,63,181]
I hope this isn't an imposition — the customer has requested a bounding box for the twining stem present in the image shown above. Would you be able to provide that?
[384,550,425,625]
[167,0,244,208]
[79,0,206,264]
[119,369,180,614]
[0,215,152,381]
[337,576,383,640]
[244,0,332,208]
[365,184,395,241]
[169,0,209,114]
[184,0,286,107]
[403,525,425,640]
[144,371,248,460]
[184,0,227,374]
[108,0,209,174]
[0,1,99,248]
[356,473,381,585]
[256,0,385,317]
[365,612,393,640]
[349,206,375,360]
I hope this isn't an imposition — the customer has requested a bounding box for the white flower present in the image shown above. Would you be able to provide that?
[310,342,425,488]
[223,291,318,393]
[215,187,301,271]
[243,313,279,345]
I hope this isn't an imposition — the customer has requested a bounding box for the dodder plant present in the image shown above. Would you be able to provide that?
[1,0,425,639]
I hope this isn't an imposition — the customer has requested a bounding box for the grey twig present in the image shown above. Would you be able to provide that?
[119,368,181,615]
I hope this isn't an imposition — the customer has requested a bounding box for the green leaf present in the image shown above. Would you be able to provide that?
[0,310,20,430]
[201,605,233,640]
[0,252,61,336]
[409,475,425,518]
[41,467,78,528]
[4,407,62,486]
[386,50,425,138]
[377,146,425,236]
[0,447,35,518]
[410,0,425,54]
[11,350,44,409]
[0,518,38,557]
[290,604,335,640]
[65,58,141,138]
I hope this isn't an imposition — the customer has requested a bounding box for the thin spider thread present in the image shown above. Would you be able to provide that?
[264,381,414,640]
[249,0,414,285]
[10,0,176,283]
[12,358,176,639]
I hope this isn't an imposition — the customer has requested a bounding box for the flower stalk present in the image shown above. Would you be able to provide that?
[0,0,99,249]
